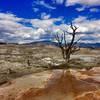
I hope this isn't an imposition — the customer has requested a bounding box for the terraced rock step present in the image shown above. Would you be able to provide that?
[0,68,100,100]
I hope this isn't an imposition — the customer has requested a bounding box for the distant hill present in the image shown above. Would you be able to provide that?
[26,40,59,47]
[27,40,100,48]
[1,40,100,48]
[79,43,100,48]
[0,42,7,45]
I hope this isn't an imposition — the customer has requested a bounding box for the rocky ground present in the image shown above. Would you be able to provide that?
[0,44,100,68]
[0,68,100,100]
[0,44,100,100]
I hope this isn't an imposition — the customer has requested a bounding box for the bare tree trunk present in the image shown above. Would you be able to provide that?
[55,23,80,65]
[61,48,65,59]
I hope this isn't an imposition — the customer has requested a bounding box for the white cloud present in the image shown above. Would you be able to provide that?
[0,13,47,43]
[0,13,23,22]
[33,7,39,12]
[73,16,100,33]
[30,15,100,44]
[33,0,56,9]
[41,12,51,19]
[76,6,86,12]
[54,0,64,4]
[0,13,62,43]
[73,16,87,23]
[73,16,100,43]
[89,8,100,12]
[51,0,100,7]
[32,0,100,12]
[0,12,100,44]
[31,18,62,29]
[67,0,100,6]
[52,16,100,44]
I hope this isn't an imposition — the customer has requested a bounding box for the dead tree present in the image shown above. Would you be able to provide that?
[55,23,80,63]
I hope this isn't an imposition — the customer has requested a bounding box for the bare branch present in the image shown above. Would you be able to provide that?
[72,38,81,47]
[54,23,80,63]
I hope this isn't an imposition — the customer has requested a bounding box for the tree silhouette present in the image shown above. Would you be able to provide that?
[55,23,80,63]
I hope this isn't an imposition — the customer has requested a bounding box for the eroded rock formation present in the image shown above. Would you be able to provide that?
[0,69,100,100]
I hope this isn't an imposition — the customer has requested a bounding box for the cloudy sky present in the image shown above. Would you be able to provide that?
[0,0,100,43]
